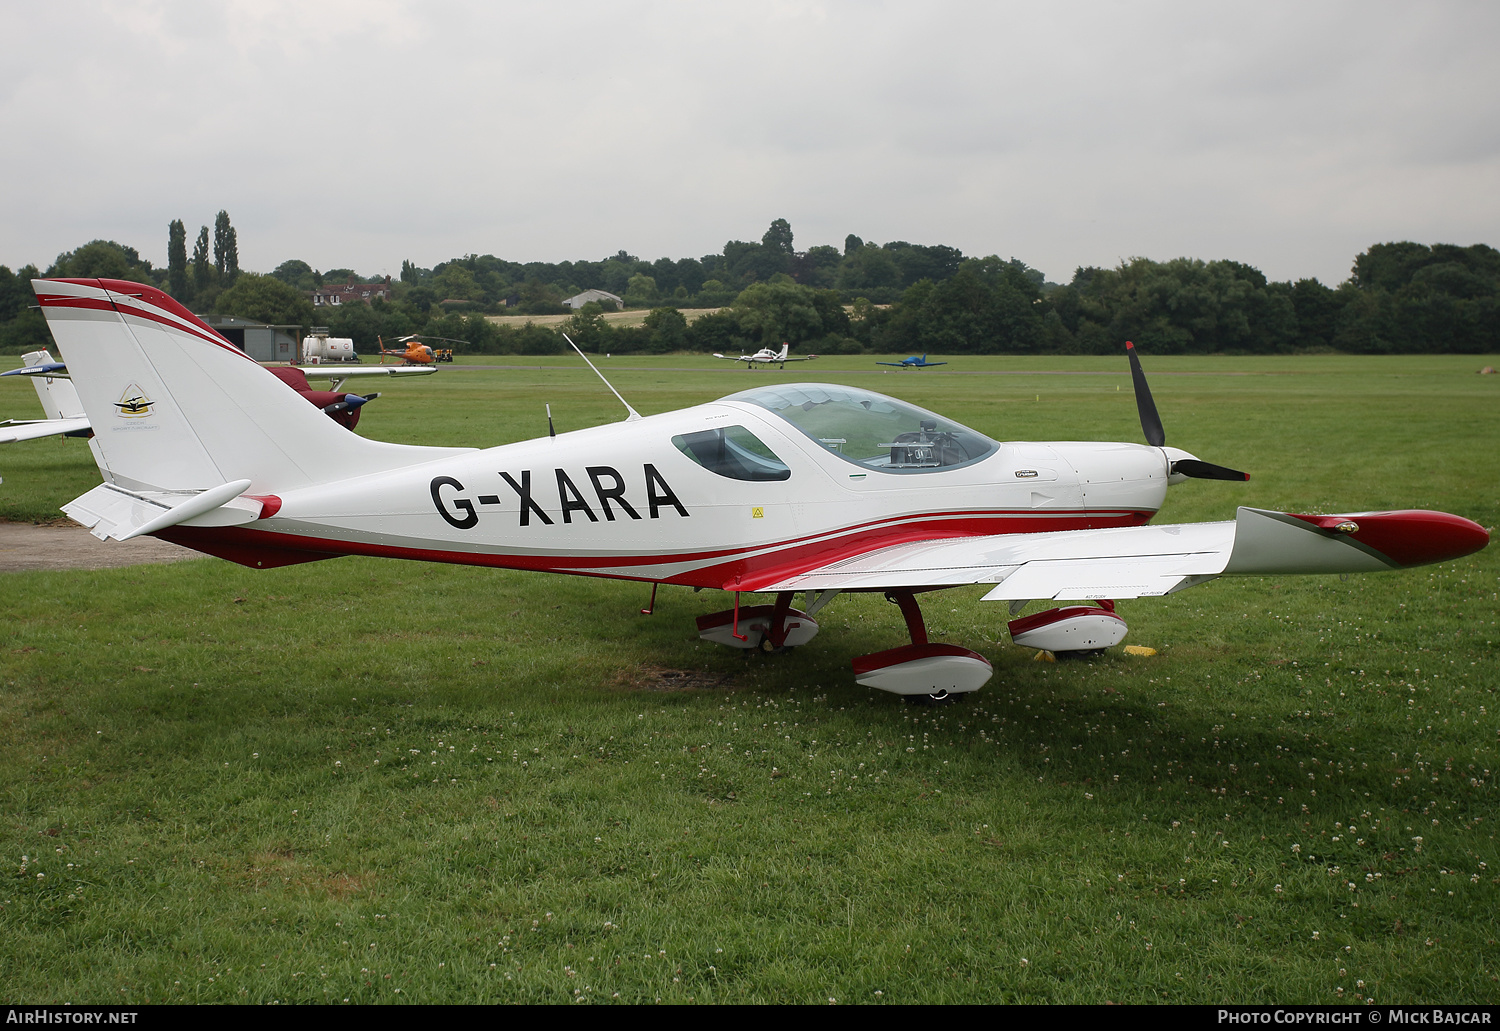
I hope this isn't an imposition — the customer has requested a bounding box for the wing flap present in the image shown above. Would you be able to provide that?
[980,554,1222,600]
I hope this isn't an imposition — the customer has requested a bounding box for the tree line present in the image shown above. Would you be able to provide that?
[2,214,1497,356]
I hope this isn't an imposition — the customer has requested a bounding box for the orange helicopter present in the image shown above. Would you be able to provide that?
[377,335,459,365]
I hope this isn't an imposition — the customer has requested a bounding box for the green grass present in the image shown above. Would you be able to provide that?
[2,353,1498,1004]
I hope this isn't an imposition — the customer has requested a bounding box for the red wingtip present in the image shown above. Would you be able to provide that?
[1291,510,1489,568]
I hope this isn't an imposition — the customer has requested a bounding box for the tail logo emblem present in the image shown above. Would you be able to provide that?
[114,384,154,418]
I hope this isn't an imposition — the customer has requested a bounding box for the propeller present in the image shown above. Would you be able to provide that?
[1125,341,1249,482]
[1125,341,1164,447]
[1170,457,1250,481]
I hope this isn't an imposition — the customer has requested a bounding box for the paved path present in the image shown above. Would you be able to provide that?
[0,521,198,572]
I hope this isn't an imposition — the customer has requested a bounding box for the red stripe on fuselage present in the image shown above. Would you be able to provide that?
[155,508,1155,589]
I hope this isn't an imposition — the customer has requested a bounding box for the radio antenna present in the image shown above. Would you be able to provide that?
[546,403,555,438]
[562,332,642,422]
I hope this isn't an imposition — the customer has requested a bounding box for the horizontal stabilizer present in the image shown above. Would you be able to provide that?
[63,479,257,542]
[0,417,91,444]
[1,362,68,377]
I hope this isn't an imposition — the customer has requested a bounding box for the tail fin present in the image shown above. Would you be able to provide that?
[20,350,85,419]
[777,343,789,360]
[32,279,465,494]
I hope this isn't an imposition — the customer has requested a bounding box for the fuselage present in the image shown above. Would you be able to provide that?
[199,393,1172,590]
[740,348,787,364]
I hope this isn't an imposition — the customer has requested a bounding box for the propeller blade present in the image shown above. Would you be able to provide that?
[1125,341,1165,447]
[1171,459,1249,482]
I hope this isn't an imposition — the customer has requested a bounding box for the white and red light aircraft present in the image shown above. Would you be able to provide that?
[713,343,817,369]
[31,278,1490,701]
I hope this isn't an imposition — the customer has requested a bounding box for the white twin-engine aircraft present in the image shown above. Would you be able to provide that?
[713,343,817,369]
[32,278,1490,701]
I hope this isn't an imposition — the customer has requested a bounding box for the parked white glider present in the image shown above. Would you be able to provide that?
[0,350,90,444]
[713,343,817,369]
[31,279,1490,700]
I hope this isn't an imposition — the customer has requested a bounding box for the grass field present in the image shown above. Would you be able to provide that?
[2,354,1498,1004]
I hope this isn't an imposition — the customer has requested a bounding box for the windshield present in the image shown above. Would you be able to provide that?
[725,383,998,472]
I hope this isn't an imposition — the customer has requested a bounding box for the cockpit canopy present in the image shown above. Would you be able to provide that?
[725,383,999,473]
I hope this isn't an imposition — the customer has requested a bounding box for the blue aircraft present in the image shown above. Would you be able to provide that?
[877,354,947,369]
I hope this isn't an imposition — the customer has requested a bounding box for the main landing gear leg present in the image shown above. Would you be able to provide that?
[759,591,797,652]
[851,590,993,702]
[889,590,928,646]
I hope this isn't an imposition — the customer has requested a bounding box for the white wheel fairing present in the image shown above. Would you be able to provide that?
[855,652,993,695]
[1008,606,1128,652]
[851,643,993,695]
[696,606,820,650]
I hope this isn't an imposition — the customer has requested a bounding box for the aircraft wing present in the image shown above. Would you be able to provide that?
[743,507,1488,600]
[294,366,437,380]
[0,417,92,444]
[781,355,818,362]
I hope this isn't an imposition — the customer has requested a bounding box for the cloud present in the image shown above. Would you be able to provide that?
[3,0,1497,285]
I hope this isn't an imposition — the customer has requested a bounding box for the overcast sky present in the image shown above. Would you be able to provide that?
[3,0,1498,285]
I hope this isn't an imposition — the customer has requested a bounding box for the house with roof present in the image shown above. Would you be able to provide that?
[312,276,393,307]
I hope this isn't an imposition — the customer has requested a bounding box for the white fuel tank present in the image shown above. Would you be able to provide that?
[301,333,357,362]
